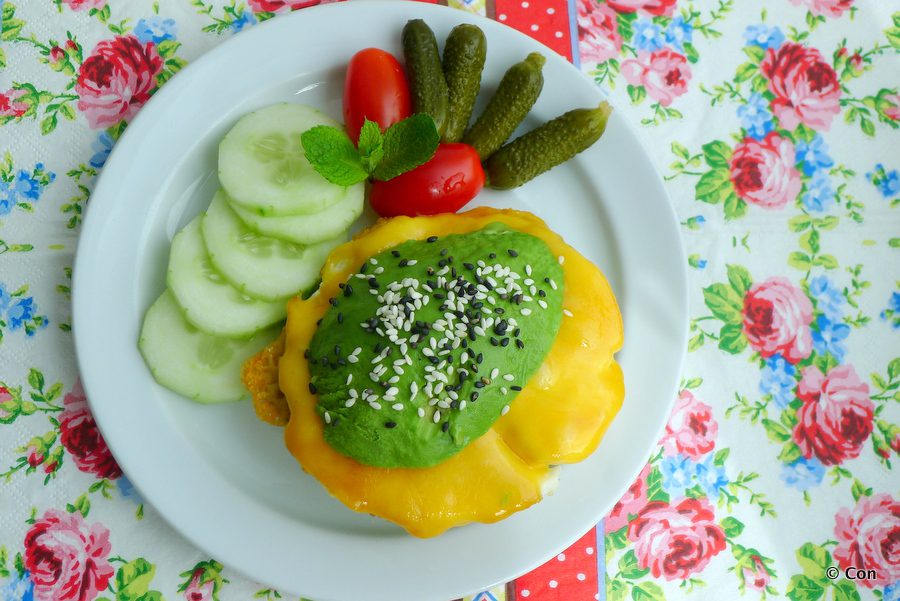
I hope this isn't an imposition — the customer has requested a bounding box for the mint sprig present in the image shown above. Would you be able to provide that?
[301,114,439,186]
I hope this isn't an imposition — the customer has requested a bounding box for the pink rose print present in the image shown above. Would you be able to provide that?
[789,0,854,18]
[61,0,106,11]
[0,386,15,420]
[248,0,321,12]
[621,50,691,107]
[607,0,677,17]
[660,390,718,460]
[183,568,215,601]
[577,0,622,65]
[884,93,900,121]
[742,555,772,591]
[26,442,45,467]
[59,380,122,479]
[729,133,802,209]
[605,464,651,532]
[742,277,813,363]
[76,35,163,129]
[628,498,727,580]
[793,364,874,466]
[0,89,28,117]
[834,493,900,588]
[24,509,114,601]
[761,42,841,131]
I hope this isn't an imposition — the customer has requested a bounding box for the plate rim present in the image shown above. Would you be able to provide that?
[72,2,688,599]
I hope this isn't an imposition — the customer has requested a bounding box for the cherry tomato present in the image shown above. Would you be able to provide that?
[369,144,485,217]
[343,48,411,143]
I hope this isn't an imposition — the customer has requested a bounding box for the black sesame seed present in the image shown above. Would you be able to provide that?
[507,249,518,257]
[538,289,547,298]
[429,356,440,365]
[329,297,338,307]
[438,259,447,268]
[447,256,454,264]
[511,385,522,391]
[338,282,345,289]
[391,250,401,257]
[385,421,397,429]
[337,312,344,324]
[490,337,499,347]
[334,345,341,356]
[332,418,340,427]
[450,400,460,409]
[441,421,450,432]
[360,263,369,273]
[440,248,449,256]
[303,349,310,359]
[513,327,521,337]
[463,262,475,270]
[470,391,479,402]
[500,337,510,347]
[368,278,380,289]
[374,342,383,353]
[344,284,353,297]
[477,353,484,363]
[489,253,497,259]
[544,277,550,283]
[320,357,328,366]
[451,267,457,278]
[427,236,438,243]
[399,259,409,267]
[516,339,525,349]
[316,318,323,326]
[337,358,347,366]
[308,383,317,394]
[474,381,485,388]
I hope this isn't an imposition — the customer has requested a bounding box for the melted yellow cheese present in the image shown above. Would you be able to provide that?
[251,208,624,538]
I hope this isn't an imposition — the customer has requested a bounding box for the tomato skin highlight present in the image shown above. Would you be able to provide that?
[343,48,412,142]
[368,144,485,217]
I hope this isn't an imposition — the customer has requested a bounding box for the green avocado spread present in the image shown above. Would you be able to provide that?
[307,223,564,468]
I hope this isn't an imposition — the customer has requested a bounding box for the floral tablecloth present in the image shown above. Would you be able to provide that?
[1,0,898,600]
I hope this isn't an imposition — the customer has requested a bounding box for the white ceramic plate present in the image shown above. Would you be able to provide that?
[73,3,687,600]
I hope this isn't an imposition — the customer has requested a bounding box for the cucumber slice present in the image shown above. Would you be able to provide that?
[201,191,345,301]
[219,103,349,216]
[167,217,287,338]
[227,183,363,245]
[139,290,278,403]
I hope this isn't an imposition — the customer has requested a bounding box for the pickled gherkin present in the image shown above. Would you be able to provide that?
[402,19,449,137]
[485,102,613,190]
[442,24,487,143]
[463,52,545,161]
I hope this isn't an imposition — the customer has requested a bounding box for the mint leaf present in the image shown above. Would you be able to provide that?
[300,126,368,186]
[372,113,439,182]
[357,119,384,174]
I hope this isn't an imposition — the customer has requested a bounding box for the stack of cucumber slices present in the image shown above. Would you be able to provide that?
[139,104,363,403]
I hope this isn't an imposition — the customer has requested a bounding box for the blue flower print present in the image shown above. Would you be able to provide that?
[801,170,836,213]
[0,283,10,312]
[812,315,850,362]
[633,20,665,53]
[230,10,257,32]
[7,297,37,331]
[781,456,825,490]
[737,93,774,140]
[884,581,900,601]
[866,164,900,198]
[694,455,729,499]
[0,570,34,601]
[796,136,834,176]
[14,169,42,201]
[0,180,15,216]
[89,131,115,169]
[117,474,144,504]
[809,275,843,321]
[743,24,785,50]
[664,17,693,53]
[880,292,900,329]
[134,16,178,45]
[660,453,695,497]
[760,353,796,410]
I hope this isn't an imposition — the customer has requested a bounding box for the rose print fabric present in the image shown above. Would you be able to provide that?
[1,1,898,601]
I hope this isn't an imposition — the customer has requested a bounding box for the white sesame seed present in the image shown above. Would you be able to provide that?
[549,279,558,290]
[459,400,467,410]
[386,386,399,397]
[394,365,405,375]
[520,308,532,316]
[349,389,358,398]
[383,395,396,402]
[438,400,451,409]
[503,374,514,382]
[501,387,508,395]
[388,375,400,384]
[564,309,574,317]
[352,347,362,356]
[490,368,500,379]
[407,260,418,266]
[348,355,359,363]
[501,405,510,416]
[461,352,469,363]
[374,266,384,274]
[346,374,353,385]
[392,403,404,411]
[558,255,565,265]
[345,399,356,408]
[418,407,426,418]
[487,296,496,305]
[370,401,382,410]
[370,258,378,265]
[525,265,533,276]
[324,411,331,424]
[433,410,441,423]
[538,299,548,309]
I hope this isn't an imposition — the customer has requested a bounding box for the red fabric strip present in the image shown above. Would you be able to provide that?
[492,0,573,61]
[511,526,600,600]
